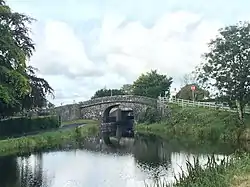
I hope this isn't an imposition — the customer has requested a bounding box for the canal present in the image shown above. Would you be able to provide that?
[0,135,235,187]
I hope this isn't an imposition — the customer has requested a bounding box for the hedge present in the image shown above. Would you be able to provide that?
[0,115,60,137]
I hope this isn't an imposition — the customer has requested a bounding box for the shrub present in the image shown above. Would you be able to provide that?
[0,115,60,137]
[138,107,162,124]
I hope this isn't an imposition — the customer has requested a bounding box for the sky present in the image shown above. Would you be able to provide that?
[6,0,250,106]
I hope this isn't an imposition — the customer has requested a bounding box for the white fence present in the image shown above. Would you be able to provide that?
[158,97,250,114]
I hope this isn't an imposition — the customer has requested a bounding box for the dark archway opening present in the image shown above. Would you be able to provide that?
[101,104,135,145]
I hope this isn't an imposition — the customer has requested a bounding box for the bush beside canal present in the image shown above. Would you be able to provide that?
[136,105,250,143]
[0,115,60,138]
[0,122,98,156]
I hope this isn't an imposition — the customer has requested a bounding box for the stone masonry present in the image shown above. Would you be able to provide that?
[53,103,80,122]
[53,95,164,122]
[80,95,158,120]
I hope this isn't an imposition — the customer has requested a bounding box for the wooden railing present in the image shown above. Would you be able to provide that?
[158,97,250,114]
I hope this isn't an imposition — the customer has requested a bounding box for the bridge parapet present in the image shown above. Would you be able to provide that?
[80,95,158,108]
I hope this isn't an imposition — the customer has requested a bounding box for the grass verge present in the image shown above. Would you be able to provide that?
[136,104,250,144]
[61,119,98,126]
[0,122,99,156]
[148,153,250,187]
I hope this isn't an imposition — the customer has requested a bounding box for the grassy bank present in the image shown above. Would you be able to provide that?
[61,119,98,126]
[136,105,250,143]
[0,115,60,138]
[148,153,250,187]
[0,120,98,156]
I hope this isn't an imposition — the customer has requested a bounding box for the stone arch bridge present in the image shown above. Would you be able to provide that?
[80,95,158,120]
[55,95,166,122]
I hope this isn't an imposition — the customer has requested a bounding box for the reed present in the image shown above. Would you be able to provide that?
[146,153,250,187]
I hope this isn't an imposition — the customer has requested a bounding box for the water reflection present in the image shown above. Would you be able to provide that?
[0,136,233,187]
[133,136,172,184]
[0,156,19,187]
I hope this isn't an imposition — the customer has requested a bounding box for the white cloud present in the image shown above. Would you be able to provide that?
[31,20,103,77]
[95,11,222,80]
[27,10,223,105]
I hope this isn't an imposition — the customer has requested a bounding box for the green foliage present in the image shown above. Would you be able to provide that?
[136,105,250,143]
[0,4,31,111]
[91,70,172,99]
[0,0,53,117]
[120,84,133,94]
[21,66,54,110]
[138,107,162,124]
[132,70,173,98]
[147,153,250,187]
[172,156,230,187]
[91,88,125,99]
[176,84,210,101]
[0,116,60,137]
[62,119,98,126]
[197,21,250,121]
[0,123,98,156]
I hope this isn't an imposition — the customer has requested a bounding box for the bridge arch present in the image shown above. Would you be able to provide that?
[79,95,159,120]
[103,104,120,122]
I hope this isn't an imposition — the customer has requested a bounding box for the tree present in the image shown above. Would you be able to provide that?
[120,84,133,95]
[132,70,173,98]
[176,84,209,101]
[21,66,54,110]
[0,2,33,108]
[181,73,196,86]
[197,21,250,122]
[0,0,53,117]
[91,88,124,99]
[47,102,55,109]
[137,107,162,124]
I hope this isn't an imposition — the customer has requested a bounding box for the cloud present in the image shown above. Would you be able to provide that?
[95,11,222,81]
[12,1,225,105]
[31,20,104,78]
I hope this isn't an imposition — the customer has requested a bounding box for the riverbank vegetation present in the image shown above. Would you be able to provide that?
[0,121,98,156]
[2,1,250,186]
[136,104,250,143]
[0,116,60,138]
[148,153,250,187]
[61,119,98,126]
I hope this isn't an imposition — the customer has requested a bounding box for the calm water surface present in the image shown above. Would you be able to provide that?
[0,136,234,187]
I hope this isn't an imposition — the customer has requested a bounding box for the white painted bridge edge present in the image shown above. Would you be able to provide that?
[158,97,250,114]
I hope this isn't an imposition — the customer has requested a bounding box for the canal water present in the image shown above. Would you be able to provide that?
[0,135,234,187]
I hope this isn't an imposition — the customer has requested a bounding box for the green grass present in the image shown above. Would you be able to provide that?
[61,119,98,126]
[147,153,250,187]
[0,122,99,156]
[137,106,250,187]
[136,104,250,144]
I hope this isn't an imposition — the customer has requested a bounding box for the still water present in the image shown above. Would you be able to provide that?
[0,136,234,187]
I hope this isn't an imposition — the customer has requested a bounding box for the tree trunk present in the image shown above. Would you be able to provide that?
[236,100,244,125]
